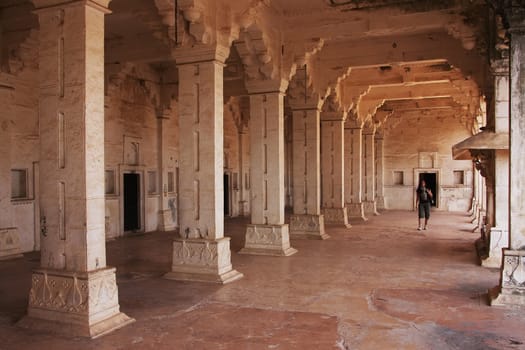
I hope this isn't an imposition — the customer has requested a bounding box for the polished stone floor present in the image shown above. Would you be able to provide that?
[1,210,524,349]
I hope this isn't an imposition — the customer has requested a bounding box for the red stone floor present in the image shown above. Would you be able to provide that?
[1,210,524,349]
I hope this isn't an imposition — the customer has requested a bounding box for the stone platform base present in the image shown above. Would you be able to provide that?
[321,207,351,228]
[164,237,243,284]
[481,227,508,269]
[18,267,134,338]
[0,227,23,260]
[239,224,298,256]
[489,249,525,307]
[363,201,379,216]
[346,203,367,221]
[158,209,176,231]
[289,214,329,240]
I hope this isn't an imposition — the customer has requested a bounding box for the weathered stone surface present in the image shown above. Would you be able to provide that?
[19,267,134,338]
[289,214,329,240]
[240,224,297,256]
[165,237,243,283]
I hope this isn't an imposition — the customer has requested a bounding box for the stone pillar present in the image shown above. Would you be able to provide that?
[482,59,510,268]
[491,13,525,306]
[345,119,367,220]
[289,107,328,239]
[320,112,350,228]
[157,109,176,231]
[362,122,379,216]
[19,0,134,338]
[0,75,23,260]
[164,49,243,283]
[240,82,297,256]
[375,129,385,211]
[238,129,250,216]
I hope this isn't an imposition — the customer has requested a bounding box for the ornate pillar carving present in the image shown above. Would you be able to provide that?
[19,0,134,337]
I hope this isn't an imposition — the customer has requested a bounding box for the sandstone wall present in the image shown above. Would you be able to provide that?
[384,113,474,211]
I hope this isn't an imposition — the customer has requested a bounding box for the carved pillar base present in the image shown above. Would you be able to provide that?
[158,209,176,232]
[363,201,379,216]
[0,227,23,260]
[289,214,329,240]
[376,196,385,211]
[321,207,351,228]
[18,267,134,339]
[164,237,243,284]
[346,203,368,221]
[481,227,509,268]
[239,224,298,256]
[490,250,525,307]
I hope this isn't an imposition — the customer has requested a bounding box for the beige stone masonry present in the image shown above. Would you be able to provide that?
[483,59,510,268]
[0,228,23,260]
[375,130,385,211]
[320,110,350,228]
[491,13,525,307]
[345,120,367,221]
[157,109,176,232]
[240,88,297,256]
[165,53,242,283]
[0,77,23,260]
[20,0,133,338]
[289,108,328,239]
[362,122,379,216]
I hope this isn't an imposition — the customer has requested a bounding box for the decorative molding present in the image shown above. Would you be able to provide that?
[490,249,525,307]
[289,214,329,239]
[20,267,134,338]
[0,228,23,260]
[240,224,297,256]
[165,237,243,283]
[321,207,351,228]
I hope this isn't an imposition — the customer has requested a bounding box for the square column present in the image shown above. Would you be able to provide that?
[289,108,328,240]
[19,0,134,338]
[238,130,250,216]
[157,110,176,231]
[490,17,525,306]
[362,123,379,216]
[483,59,510,268]
[345,122,367,220]
[164,56,242,283]
[240,90,297,256]
[0,76,23,260]
[320,113,350,228]
[375,131,385,211]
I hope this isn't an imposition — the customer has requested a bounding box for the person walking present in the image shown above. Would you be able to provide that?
[416,179,433,230]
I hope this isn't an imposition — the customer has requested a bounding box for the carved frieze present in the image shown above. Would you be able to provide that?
[0,227,23,259]
[172,238,232,271]
[28,268,119,318]
[321,207,348,224]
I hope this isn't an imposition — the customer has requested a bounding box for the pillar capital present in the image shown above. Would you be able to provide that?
[321,111,347,122]
[32,0,111,12]
[245,79,288,95]
[173,44,230,65]
[490,58,510,76]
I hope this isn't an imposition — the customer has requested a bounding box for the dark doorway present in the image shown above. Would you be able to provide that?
[124,173,140,231]
[419,172,437,207]
[224,173,230,216]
